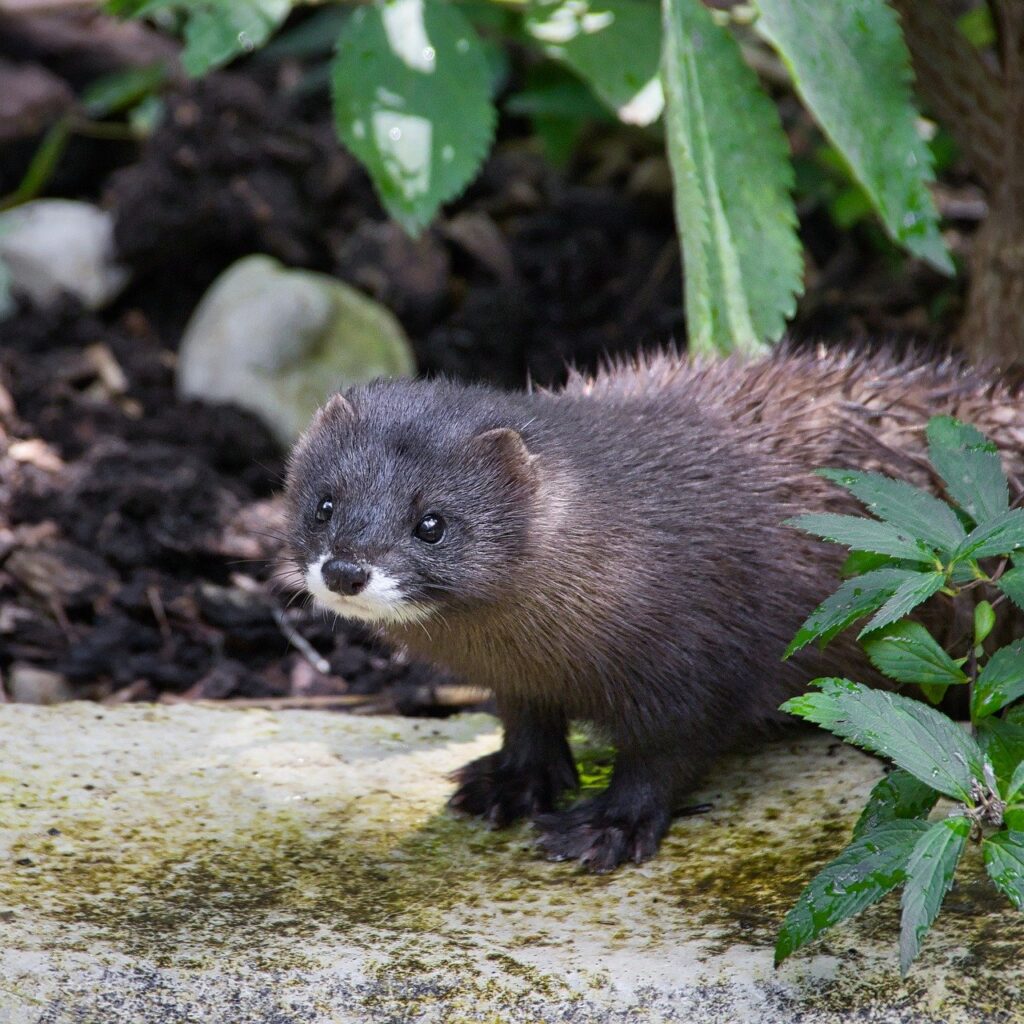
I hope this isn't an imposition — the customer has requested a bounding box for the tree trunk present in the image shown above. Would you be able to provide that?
[894,0,1024,366]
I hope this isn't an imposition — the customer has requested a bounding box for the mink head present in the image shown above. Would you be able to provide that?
[283,378,539,626]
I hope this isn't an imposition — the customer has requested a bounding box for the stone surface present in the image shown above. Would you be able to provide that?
[0,200,129,310]
[176,254,415,446]
[0,703,1020,1024]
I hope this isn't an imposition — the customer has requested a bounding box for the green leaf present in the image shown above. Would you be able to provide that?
[782,678,986,801]
[526,0,663,125]
[997,567,1024,613]
[858,570,946,637]
[973,640,1024,722]
[661,0,801,356]
[899,817,969,975]
[839,550,894,577]
[978,717,1024,788]
[81,63,169,119]
[0,117,71,211]
[862,621,968,688]
[786,513,937,564]
[852,769,940,840]
[974,600,996,646]
[784,568,919,658]
[952,508,1024,562]
[128,0,293,76]
[926,417,1008,527]
[983,831,1024,910]
[775,818,929,965]
[754,0,951,273]
[332,0,496,235]
[1005,760,1024,804]
[817,469,965,555]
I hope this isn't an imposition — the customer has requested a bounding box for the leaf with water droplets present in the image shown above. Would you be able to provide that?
[926,417,1008,527]
[661,0,801,355]
[852,769,940,840]
[786,513,938,564]
[782,678,985,801]
[862,621,968,688]
[978,717,1024,791]
[858,571,946,637]
[332,0,496,234]
[983,831,1024,911]
[754,0,951,273]
[775,818,929,965]
[817,469,964,555]
[899,817,969,975]
[972,639,1024,722]
[117,0,293,76]
[784,568,919,658]
[526,0,663,125]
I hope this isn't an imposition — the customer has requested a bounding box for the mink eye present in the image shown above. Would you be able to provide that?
[314,497,334,523]
[414,513,446,544]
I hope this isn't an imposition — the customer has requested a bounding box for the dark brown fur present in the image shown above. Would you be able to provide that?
[284,346,1024,872]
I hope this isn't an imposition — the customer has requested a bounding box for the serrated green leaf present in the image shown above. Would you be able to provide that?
[332,0,496,235]
[839,550,895,577]
[784,568,919,658]
[862,621,968,688]
[661,0,801,356]
[1005,761,1024,804]
[997,567,1024,613]
[973,640,1024,722]
[526,0,663,125]
[983,831,1024,910]
[978,717,1024,788]
[899,816,969,975]
[952,508,1024,562]
[775,818,929,965]
[754,0,951,273]
[858,570,946,637]
[852,769,940,840]
[817,469,965,555]
[782,678,985,801]
[926,417,1008,527]
[786,513,937,564]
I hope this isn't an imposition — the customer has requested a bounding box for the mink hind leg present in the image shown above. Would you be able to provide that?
[448,700,578,828]
[534,734,707,873]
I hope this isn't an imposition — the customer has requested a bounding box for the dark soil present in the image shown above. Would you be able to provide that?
[0,33,975,713]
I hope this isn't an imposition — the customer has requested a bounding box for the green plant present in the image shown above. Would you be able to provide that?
[106,0,962,357]
[777,416,1024,975]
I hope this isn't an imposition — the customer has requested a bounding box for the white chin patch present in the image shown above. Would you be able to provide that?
[304,555,431,626]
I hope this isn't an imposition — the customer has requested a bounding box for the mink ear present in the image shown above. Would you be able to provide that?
[472,428,539,489]
[313,392,355,427]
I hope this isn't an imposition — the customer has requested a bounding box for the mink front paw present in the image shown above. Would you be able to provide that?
[534,794,672,873]
[448,751,578,829]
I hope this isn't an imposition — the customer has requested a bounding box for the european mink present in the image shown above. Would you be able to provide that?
[283,346,1024,872]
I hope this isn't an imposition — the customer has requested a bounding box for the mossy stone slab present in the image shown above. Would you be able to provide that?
[0,703,1019,1023]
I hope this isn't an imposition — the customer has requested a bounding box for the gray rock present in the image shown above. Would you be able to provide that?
[176,255,415,446]
[7,664,73,704]
[0,702,1019,1023]
[0,199,129,310]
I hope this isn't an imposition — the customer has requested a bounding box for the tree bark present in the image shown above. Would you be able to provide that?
[894,0,1024,366]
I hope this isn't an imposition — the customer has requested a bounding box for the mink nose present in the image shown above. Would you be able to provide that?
[321,558,370,596]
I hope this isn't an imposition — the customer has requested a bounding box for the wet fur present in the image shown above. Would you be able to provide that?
[285,345,1024,872]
